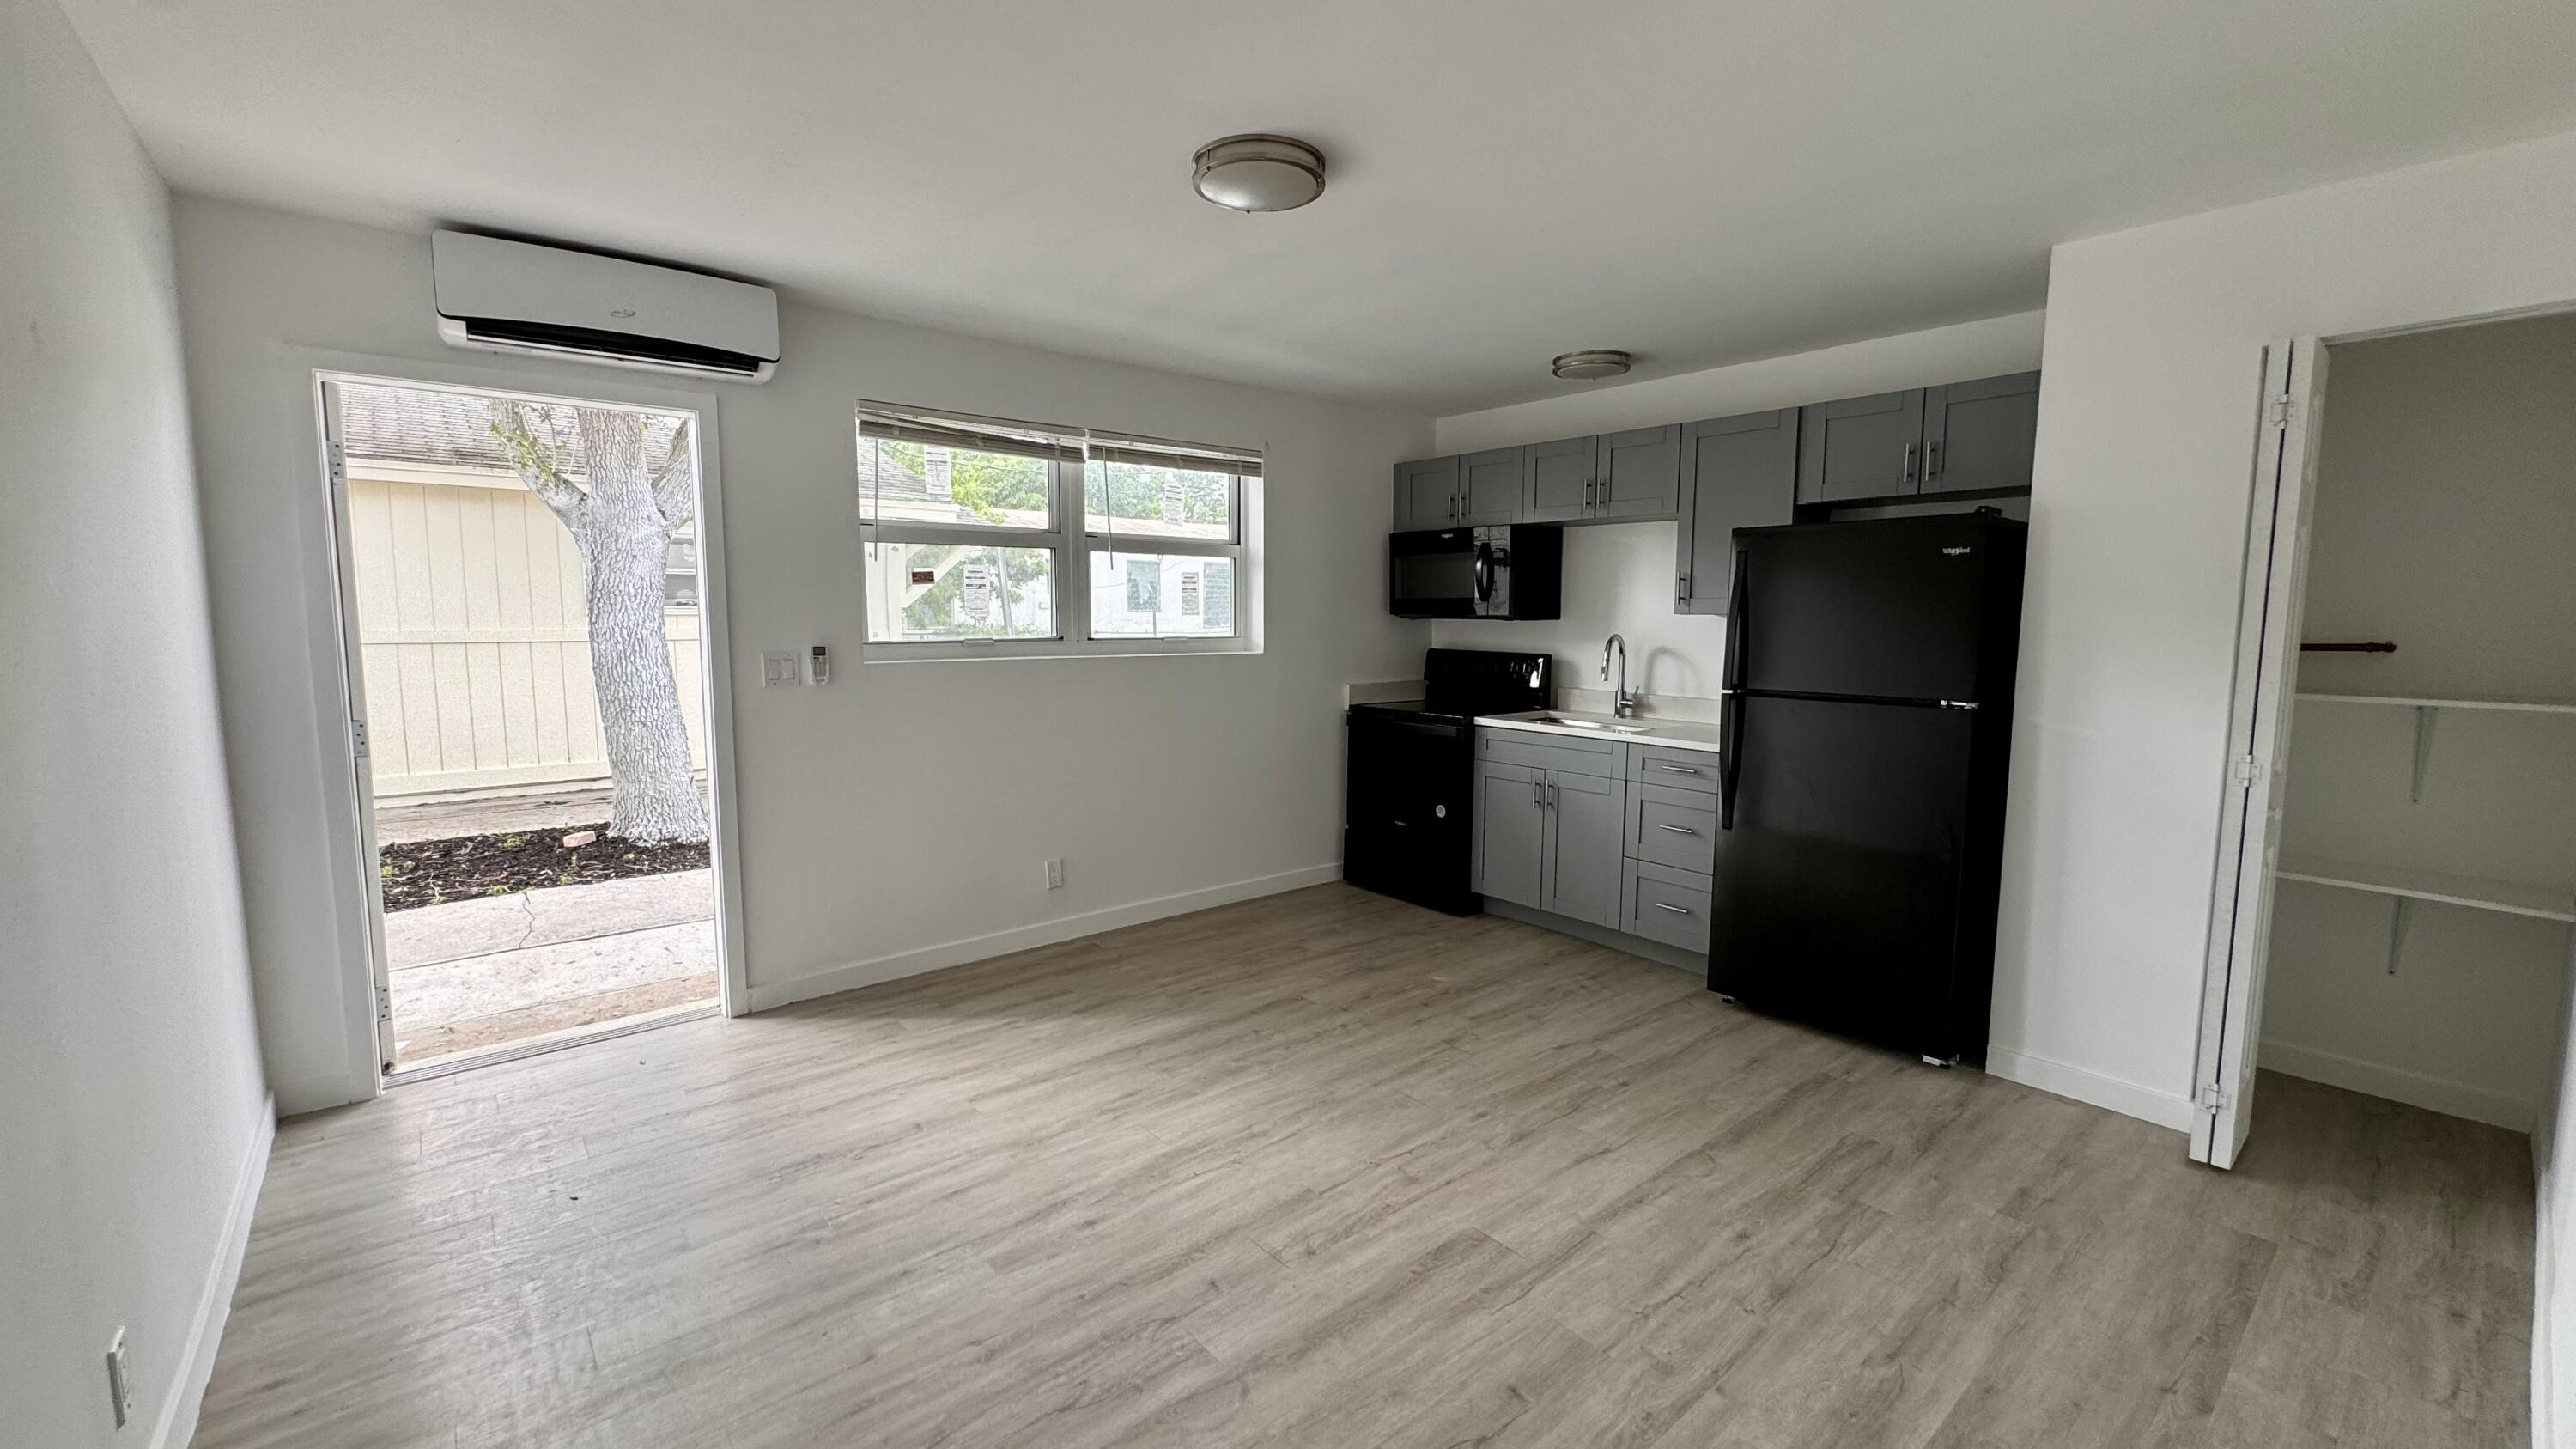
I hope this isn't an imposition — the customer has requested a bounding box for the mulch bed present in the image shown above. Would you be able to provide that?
[378,823,708,912]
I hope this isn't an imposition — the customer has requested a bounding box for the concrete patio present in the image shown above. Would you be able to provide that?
[382,866,716,1069]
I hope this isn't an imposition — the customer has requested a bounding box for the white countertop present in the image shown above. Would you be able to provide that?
[1475,709,1726,755]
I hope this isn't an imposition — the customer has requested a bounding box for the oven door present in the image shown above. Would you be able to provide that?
[1389,529,1477,618]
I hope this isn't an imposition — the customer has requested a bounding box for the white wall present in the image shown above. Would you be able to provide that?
[1992,125,2576,1134]
[2260,316,2576,1130]
[169,198,1434,1112]
[2540,943,2576,1449]
[1426,314,2044,709]
[0,3,272,1446]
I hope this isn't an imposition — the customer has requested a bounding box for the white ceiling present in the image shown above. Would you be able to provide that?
[58,0,2576,414]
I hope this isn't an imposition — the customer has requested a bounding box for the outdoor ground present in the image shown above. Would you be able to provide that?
[376,782,716,1070]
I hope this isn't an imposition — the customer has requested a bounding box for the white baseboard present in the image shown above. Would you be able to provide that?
[2259,1038,2537,1132]
[2535,1154,2558,1449]
[154,1093,274,1449]
[1985,1045,2199,1133]
[747,864,1342,1012]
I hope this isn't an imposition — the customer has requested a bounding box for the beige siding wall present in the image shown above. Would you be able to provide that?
[347,472,706,796]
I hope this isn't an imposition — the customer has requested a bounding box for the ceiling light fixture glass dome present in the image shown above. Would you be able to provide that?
[1552,350,1633,381]
[1192,134,1327,213]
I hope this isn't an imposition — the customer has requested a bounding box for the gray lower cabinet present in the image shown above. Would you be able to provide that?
[1471,761,1545,909]
[1539,769,1626,927]
[1674,409,1799,613]
[1923,372,2039,496]
[1797,388,1927,503]
[1625,782,1718,874]
[1478,732,1720,957]
[1473,739,1626,927]
[1622,861,1714,951]
[1394,455,1461,530]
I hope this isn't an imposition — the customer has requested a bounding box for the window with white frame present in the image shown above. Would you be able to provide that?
[856,403,1258,656]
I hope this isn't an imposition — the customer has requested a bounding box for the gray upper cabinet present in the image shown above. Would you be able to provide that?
[1393,456,1461,531]
[1472,761,1545,909]
[1797,389,1927,503]
[1922,372,2040,496]
[1521,429,1680,524]
[1674,409,1799,613]
[1594,425,1682,521]
[1522,436,1595,523]
[1540,768,1626,927]
[1456,447,1523,526]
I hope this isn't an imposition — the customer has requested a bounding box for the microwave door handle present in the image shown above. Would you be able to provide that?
[1473,540,1495,607]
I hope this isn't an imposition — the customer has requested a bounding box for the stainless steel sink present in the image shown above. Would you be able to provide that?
[1521,715,1653,735]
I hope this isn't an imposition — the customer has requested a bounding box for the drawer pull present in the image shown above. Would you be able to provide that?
[1650,763,1702,775]
[1656,823,1698,836]
[1652,901,1692,915]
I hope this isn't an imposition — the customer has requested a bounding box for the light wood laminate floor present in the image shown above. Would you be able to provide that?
[197,884,2532,1448]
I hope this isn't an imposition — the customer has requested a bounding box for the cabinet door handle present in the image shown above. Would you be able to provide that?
[1902,441,1917,488]
[1678,572,1690,600]
[1656,823,1698,836]
[1924,440,1941,484]
[1650,762,1701,775]
[1532,776,1542,806]
[1653,901,1692,915]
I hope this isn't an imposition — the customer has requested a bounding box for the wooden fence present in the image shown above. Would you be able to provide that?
[347,471,707,799]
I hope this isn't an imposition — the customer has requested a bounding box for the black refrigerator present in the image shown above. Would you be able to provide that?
[1707,512,2026,1065]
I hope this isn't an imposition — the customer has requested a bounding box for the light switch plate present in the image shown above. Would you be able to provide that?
[762,651,801,687]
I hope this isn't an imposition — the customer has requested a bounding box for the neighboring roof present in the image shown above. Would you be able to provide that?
[338,382,683,476]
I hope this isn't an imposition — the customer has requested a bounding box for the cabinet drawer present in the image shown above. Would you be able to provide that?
[1626,745,1719,791]
[1479,728,1621,776]
[1625,784,1717,873]
[1622,861,1713,952]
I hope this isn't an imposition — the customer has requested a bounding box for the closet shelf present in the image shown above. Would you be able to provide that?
[2297,691,2576,715]
[2276,855,2576,923]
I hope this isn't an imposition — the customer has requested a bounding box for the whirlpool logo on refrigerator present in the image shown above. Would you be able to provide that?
[1942,546,1973,556]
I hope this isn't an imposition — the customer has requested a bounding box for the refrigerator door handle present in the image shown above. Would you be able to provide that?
[1718,550,1748,829]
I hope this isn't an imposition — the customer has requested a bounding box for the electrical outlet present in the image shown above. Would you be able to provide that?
[1045,858,1065,890]
[106,1328,131,1428]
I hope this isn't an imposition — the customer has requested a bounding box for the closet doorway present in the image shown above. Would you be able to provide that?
[2195,313,2576,1170]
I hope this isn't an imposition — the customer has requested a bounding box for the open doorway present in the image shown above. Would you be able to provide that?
[319,375,728,1077]
[2195,314,2576,1170]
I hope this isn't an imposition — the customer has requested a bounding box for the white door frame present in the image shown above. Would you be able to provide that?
[292,349,751,1094]
[2189,336,2329,1167]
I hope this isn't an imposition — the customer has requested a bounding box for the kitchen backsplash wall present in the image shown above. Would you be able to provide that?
[1429,522,1727,712]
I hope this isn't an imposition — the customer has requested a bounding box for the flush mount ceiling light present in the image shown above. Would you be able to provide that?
[1552,350,1633,381]
[1192,134,1327,213]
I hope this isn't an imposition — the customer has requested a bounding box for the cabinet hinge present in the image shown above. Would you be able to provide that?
[2196,1084,2232,1112]
[2265,393,2297,430]
[2227,753,2260,787]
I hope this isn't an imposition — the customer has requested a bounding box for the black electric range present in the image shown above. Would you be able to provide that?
[1344,648,1552,914]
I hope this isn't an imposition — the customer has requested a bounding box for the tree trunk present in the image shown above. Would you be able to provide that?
[562,409,708,844]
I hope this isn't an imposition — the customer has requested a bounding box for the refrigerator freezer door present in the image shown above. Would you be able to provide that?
[1730,517,1997,703]
[1706,694,1977,1056]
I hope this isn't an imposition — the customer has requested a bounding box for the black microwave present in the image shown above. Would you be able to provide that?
[1388,525,1563,620]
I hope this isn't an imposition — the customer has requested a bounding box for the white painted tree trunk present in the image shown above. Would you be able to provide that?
[499,402,709,845]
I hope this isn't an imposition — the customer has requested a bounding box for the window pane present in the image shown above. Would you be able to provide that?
[1088,553,1236,639]
[858,436,1054,530]
[1083,460,1233,543]
[866,542,1057,642]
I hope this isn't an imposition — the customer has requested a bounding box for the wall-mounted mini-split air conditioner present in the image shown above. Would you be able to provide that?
[430,230,781,383]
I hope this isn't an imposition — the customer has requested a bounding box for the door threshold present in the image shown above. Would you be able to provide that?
[385,1001,719,1087]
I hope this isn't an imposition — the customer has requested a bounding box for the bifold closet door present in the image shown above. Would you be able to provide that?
[2190,337,2329,1170]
